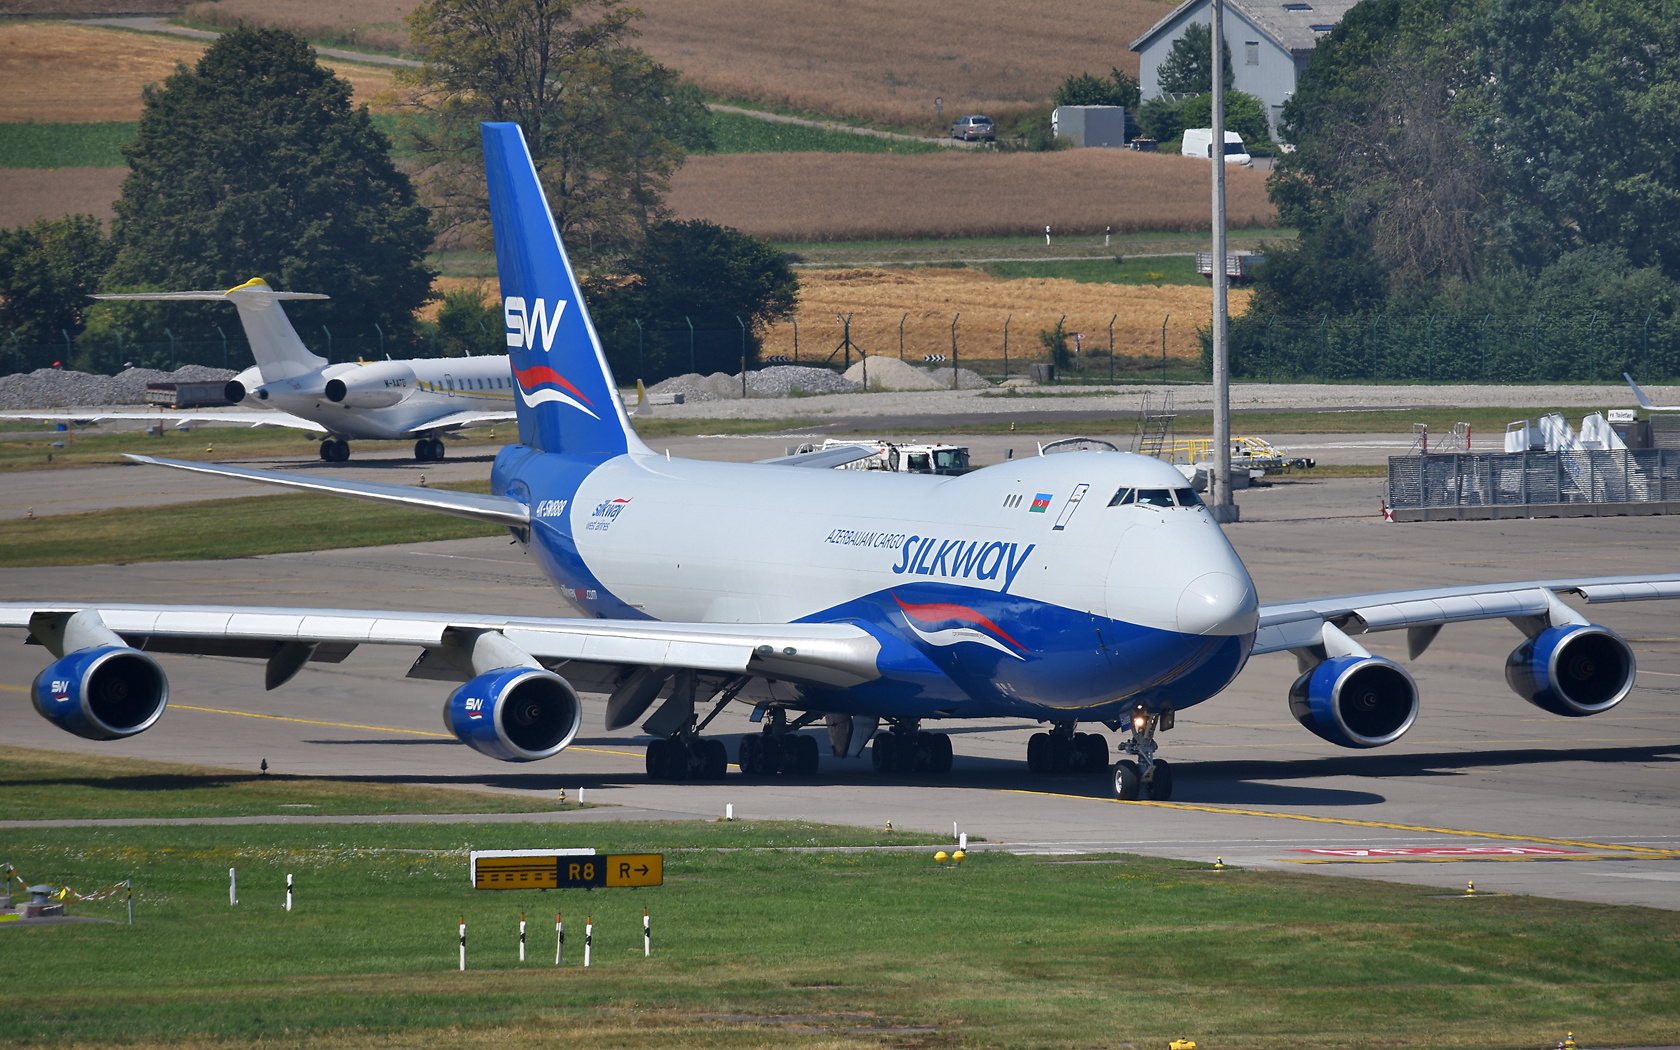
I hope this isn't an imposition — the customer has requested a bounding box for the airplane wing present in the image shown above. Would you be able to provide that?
[0,602,882,692]
[123,454,530,527]
[410,409,519,434]
[0,409,326,431]
[1254,574,1680,657]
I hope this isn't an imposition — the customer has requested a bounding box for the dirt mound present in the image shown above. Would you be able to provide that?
[842,356,988,391]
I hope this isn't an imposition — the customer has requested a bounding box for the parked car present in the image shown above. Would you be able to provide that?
[1180,128,1253,166]
[951,114,995,142]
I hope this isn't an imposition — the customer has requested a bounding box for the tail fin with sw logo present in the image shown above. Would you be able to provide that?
[482,122,643,456]
[93,280,329,384]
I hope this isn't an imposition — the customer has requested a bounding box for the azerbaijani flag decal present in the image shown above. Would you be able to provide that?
[513,363,600,420]
[1029,493,1053,513]
[893,594,1027,660]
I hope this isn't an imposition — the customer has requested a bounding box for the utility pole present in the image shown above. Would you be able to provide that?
[1209,0,1236,522]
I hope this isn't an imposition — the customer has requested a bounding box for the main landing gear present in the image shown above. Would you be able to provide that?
[1026,722,1108,775]
[318,438,351,462]
[1111,705,1174,801]
[413,437,446,461]
[643,670,738,782]
[871,719,954,775]
[739,708,821,777]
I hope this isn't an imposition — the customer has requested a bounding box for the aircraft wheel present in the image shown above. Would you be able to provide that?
[1147,758,1173,800]
[414,439,431,461]
[319,441,334,461]
[1113,759,1141,801]
[760,734,786,775]
[871,732,896,773]
[1026,732,1051,774]
[738,734,761,776]
[1078,733,1108,773]
[645,738,671,780]
[793,734,820,776]
[704,739,728,779]
[925,732,953,774]
[429,438,446,460]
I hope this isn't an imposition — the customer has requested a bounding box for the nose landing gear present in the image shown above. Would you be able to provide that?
[1112,706,1174,800]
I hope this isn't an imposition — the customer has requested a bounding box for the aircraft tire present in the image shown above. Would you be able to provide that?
[924,732,953,774]
[793,734,820,776]
[871,732,896,772]
[1078,733,1108,773]
[429,438,446,460]
[1113,759,1141,801]
[1026,732,1051,774]
[414,439,431,461]
[1147,758,1173,800]
[319,441,333,461]
[738,734,761,776]
[703,739,728,779]
[646,738,671,779]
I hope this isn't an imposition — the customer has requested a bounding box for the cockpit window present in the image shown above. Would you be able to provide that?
[1135,488,1175,508]
[1108,488,1134,506]
[1173,487,1202,507]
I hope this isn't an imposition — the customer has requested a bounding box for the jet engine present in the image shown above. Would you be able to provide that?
[443,667,582,762]
[223,366,263,405]
[1505,624,1634,717]
[324,361,416,409]
[1288,655,1419,749]
[33,646,168,741]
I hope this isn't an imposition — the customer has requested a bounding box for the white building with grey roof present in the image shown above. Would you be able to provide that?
[1130,0,1360,140]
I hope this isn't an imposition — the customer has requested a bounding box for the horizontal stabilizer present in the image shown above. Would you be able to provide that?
[93,291,329,302]
[124,454,529,527]
[754,445,878,469]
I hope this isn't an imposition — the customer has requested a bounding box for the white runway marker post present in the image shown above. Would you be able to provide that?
[459,915,466,970]
[229,867,237,905]
[584,916,592,968]
[643,908,650,957]
[519,911,526,962]
[726,803,734,821]
[555,913,564,965]
[285,873,292,912]
[959,832,967,850]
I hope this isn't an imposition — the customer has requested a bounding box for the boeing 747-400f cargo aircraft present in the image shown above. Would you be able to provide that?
[8,123,1680,799]
[3,280,516,462]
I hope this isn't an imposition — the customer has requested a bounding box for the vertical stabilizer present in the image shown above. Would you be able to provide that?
[481,122,643,456]
[93,279,330,384]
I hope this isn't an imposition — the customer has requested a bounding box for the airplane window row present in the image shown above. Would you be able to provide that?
[1109,486,1202,508]
[419,377,510,392]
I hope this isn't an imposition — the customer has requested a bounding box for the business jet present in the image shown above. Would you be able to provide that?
[4,280,516,462]
[7,124,1677,801]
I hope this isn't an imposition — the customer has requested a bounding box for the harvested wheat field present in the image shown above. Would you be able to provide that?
[762,268,1247,364]
[0,168,123,227]
[146,0,1177,130]
[669,151,1275,243]
[0,22,398,123]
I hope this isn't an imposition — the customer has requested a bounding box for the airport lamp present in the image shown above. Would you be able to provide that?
[1209,0,1235,521]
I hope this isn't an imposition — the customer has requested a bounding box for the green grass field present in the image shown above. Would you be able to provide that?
[0,746,571,820]
[0,121,135,168]
[704,111,939,155]
[4,809,1679,1049]
[0,482,501,566]
[978,253,1204,285]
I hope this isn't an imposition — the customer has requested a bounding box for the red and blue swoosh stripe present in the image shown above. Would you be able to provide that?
[513,364,598,419]
[894,594,1027,658]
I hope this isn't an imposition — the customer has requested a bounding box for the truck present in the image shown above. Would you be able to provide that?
[1050,106,1137,148]
[144,382,232,409]
[792,439,972,475]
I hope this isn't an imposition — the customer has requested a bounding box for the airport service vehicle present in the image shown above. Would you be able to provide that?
[802,439,971,475]
[1181,128,1253,166]
[9,123,1679,801]
[951,115,995,141]
[2,280,516,462]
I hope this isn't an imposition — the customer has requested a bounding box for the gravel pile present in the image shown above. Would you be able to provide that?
[648,366,861,401]
[0,365,237,410]
[843,356,990,391]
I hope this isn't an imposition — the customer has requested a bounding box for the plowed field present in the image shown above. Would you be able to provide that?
[0,22,397,123]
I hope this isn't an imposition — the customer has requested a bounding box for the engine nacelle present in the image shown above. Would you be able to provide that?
[443,667,581,762]
[32,646,168,741]
[1505,624,1634,717]
[223,367,263,405]
[324,361,416,408]
[1289,655,1419,749]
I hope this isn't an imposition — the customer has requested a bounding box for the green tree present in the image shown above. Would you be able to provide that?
[1052,68,1141,109]
[1179,89,1274,151]
[105,27,435,344]
[401,0,711,257]
[434,284,502,356]
[585,220,797,380]
[1155,22,1235,95]
[0,215,115,345]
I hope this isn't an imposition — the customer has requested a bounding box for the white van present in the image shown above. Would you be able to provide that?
[1180,128,1253,166]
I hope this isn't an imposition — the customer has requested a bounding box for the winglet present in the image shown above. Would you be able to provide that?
[1625,373,1658,411]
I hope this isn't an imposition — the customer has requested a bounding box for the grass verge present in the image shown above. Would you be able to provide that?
[0,746,572,820]
[0,482,500,567]
[0,425,507,472]
[2,819,1677,1048]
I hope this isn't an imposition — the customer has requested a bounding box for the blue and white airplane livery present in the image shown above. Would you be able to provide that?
[8,123,1680,799]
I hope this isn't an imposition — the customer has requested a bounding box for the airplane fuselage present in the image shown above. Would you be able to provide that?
[492,444,1259,724]
[232,357,516,440]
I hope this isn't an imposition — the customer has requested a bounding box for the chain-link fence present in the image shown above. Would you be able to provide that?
[1388,450,1680,519]
[1225,312,1680,383]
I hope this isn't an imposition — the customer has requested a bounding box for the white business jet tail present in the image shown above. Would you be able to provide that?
[94,279,330,384]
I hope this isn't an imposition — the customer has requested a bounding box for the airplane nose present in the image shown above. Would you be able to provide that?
[1177,571,1259,636]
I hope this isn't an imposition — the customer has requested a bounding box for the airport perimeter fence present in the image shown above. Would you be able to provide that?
[1387,450,1680,518]
[1224,310,1680,384]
